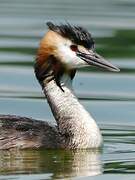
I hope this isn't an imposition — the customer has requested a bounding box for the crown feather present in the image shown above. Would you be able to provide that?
[46,22,94,49]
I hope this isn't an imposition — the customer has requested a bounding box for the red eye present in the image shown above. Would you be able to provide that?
[70,45,78,52]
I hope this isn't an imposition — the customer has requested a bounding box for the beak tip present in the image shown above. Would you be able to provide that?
[112,67,120,72]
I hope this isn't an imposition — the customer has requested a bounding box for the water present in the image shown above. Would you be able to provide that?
[0,0,135,179]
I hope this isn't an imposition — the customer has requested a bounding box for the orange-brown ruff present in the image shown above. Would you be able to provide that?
[0,22,120,149]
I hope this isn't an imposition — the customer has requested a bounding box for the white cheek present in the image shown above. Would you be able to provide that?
[58,45,88,68]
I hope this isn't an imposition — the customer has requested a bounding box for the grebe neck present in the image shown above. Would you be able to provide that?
[43,72,102,148]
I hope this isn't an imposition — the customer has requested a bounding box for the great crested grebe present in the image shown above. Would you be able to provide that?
[0,22,120,150]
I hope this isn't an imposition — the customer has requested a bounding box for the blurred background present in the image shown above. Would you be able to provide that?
[0,0,135,179]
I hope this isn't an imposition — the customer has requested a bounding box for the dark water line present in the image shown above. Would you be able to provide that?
[1,94,135,102]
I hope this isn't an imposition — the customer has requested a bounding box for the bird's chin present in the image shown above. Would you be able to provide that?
[67,63,89,70]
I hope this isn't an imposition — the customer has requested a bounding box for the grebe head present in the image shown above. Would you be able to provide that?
[48,22,120,71]
[35,22,120,87]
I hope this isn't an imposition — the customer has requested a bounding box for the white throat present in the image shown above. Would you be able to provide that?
[43,73,102,148]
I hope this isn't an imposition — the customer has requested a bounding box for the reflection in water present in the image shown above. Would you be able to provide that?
[0,149,102,178]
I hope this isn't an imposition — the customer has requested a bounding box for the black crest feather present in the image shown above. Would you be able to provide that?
[46,22,94,49]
